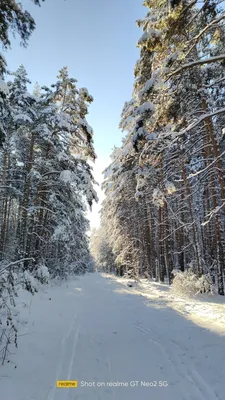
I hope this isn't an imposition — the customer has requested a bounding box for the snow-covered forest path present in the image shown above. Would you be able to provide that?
[1,273,224,400]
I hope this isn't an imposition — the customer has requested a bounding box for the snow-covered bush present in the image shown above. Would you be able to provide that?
[23,270,38,294]
[0,270,18,364]
[171,269,213,297]
[195,274,214,295]
[36,265,49,284]
[0,262,49,364]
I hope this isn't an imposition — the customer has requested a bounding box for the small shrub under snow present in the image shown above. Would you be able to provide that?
[36,265,49,284]
[0,270,18,364]
[171,269,213,297]
[23,270,38,294]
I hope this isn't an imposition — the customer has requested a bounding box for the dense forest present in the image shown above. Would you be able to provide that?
[0,2,224,397]
[0,0,97,362]
[91,0,225,296]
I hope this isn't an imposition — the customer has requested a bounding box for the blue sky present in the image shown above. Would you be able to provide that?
[5,0,145,227]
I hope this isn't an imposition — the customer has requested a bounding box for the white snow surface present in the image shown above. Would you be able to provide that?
[1,272,225,400]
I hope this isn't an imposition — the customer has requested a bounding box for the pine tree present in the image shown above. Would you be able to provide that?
[0,0,45,74]
[97,0,225,294]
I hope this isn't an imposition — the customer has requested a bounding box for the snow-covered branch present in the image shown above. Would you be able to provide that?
[167,55,225,80]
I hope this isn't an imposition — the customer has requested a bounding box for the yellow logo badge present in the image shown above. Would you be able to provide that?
[56,381,78,388]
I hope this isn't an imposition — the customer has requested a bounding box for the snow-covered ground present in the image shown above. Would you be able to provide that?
[104,274,225,335]
[1,272,225,400]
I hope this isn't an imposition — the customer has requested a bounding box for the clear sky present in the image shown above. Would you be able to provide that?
[5,0,145,228]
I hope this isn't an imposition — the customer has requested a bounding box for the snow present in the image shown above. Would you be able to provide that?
[14,114,33,123]
[78,118,94,136]
[104,166,112,179]
[55,114,72,130]
[121,141,133,156]
[80,87,89,96]
[138,78,154,99]
[16,161,24,167]
[168,54,225,78]
[23,270,38,294]
[165,51,179,66]
[121,115,136,131]
[1,272,225,400]
[153,188,165,206]
[107,274,225,335]
[138,28,160,46]
[37,265,50,283]
[51,224,67,241]
[146,132,157,140]
[136,101,155,115]
[59,169,73,183]
[165,180,176,195]
[0,79,9,96]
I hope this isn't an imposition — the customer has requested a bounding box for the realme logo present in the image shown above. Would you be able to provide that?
[57,381,78,388]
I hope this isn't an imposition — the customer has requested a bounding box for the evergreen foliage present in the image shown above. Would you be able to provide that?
[93,0,225,295]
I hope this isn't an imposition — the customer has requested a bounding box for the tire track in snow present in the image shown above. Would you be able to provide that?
[135,324,190,400]
[45,313,77,400]
[167,338,221,400]
[135,323,220,400]
[135,325,188,386]
[187,368,220,400]
[66,325,80,400]
[105,356,115,400]
[66,326,80,380]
